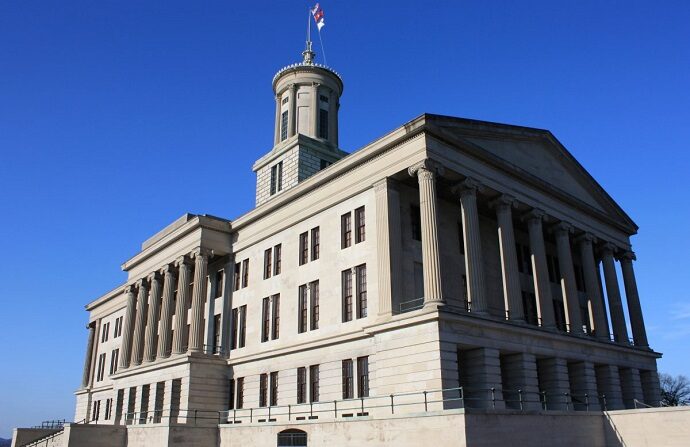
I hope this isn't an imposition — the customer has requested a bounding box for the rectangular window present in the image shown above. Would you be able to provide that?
[280,111,288,141]
[270,371,278,406]
[92,400,101,422]
[297,367,307,404]
[309,365,320,403]
[355,206,366,243]
[356,265,367,319]
[215,270,224,297]
[299,232,309,265]
[357,356,369,398]
[311,227,320,260]
[241,259,249,288]
[341,213,352,248]
[96,353,106,382]
[228,379,235,410]
[274,244,282,275]
[271,294,280,340]
[114,316,123,337]
[310,281,319,330]
[139,384,150,424]
[411,205,421,241]
[264,248,272,279]
[261,297,270,343]
[231,308,239,350]
[239,305,247,348]
[259,373,268,407]
[319,109,328,139]
[236,377,244,409]
[101,322,110,343]
[213,314,221,354]
[342,359,354,399]
[298,285,308,333]
[270,162,284,195]
[234,262,241,291]
[109,349,119,375]
[342,269,353,322]
[104,398,112,420]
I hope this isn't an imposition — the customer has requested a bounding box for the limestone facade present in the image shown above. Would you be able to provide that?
[66,45,662,445]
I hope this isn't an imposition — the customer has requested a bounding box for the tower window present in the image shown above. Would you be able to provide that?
[319,109,328,139]
[319,94,329,103]
[280,111,288,141]
[282,97,289,105]
[270,162,283,196]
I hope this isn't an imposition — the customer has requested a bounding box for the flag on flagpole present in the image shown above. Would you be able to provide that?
[311,3,325,31]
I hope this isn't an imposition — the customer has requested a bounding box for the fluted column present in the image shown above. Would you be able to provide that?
[143,272,162,362]
[455,179,488,313]
[577,234,609,340]
[311,83,320,137]
[288,84,297,137]
[601,243,629,343]
[157,265,177,358]
[81,323,96,388]
[188,248,210,353]
[119,286,136,368]
[619,251,649,347]
[553,222,584,334]
[172,256,192,355]
[408,160,444,306]
[131,279,149,366]
[524,210,556,328]
[273,94,281,144]
[491,195,523,321]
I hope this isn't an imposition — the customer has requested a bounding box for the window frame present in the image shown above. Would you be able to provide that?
[355,206,365,243]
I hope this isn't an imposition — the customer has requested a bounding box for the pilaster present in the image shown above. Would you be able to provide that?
[374,178,402,316]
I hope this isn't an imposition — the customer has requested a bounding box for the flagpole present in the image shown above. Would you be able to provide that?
[307,7,311,47]
[317,28,327,66]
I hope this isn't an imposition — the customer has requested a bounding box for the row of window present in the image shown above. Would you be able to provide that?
[100,316,123,343]
[227,356,369,410]
[341,207,365,248]
[230,265,367,349]
[91,398,113,422]
[278,108,329,142]
[95,348,120,382]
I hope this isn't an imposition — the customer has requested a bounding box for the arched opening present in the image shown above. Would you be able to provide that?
[277,428,307,446]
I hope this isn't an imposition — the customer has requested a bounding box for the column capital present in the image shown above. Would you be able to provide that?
[599,242,619,257]
[135,278,148,289]
[147,271,161,283]
[373,177,398,194]
[124,285,135,295]
[488,194,517,210]
[159,264,174,276]
[408,159,445,178]
[551,221,574,235]
[452,177,484,198]
[617,250,636,262]
[575,232,597,245]
[191,247,213,260]
[521,208,546,223]
[175,255,191,268]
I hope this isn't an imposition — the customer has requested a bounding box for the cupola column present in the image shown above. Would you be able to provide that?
[273,95,281,145]
[311,83,320,137]
[288,84,297,138]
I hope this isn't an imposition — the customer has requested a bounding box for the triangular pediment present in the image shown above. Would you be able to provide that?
[423,115,637,233]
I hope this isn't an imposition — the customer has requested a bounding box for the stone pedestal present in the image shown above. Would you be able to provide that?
[567,361,601,410]
[537,358,571,410]
[595,364,624,410]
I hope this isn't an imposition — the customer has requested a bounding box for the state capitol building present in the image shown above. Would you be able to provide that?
[14,40,666,447]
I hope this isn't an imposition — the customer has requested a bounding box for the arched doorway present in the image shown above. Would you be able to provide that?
[277,428,307,446]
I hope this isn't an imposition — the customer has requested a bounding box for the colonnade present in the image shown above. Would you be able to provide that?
[407,159,649,347]
[119,248,211,369]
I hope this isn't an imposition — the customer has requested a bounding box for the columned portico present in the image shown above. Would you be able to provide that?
[619,251,649,347]
[524,210,556,328]
[143,272,162,363]
[157,265,177,358]
[408,160,444,307]
[601,243,629,344]
[188,248,210,353]
[553,222,584,334]
[172,256,192,355]
[491,195,523,321]
[456,178,488,314]
[577,234,609,340]
[131,279,149,366]
[119,286,136,369]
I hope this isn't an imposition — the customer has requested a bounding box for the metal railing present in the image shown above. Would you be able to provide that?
[20,419,85,447]
[121,385,626,428]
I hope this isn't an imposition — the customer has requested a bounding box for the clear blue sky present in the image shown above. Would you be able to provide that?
[1,0,689,438]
